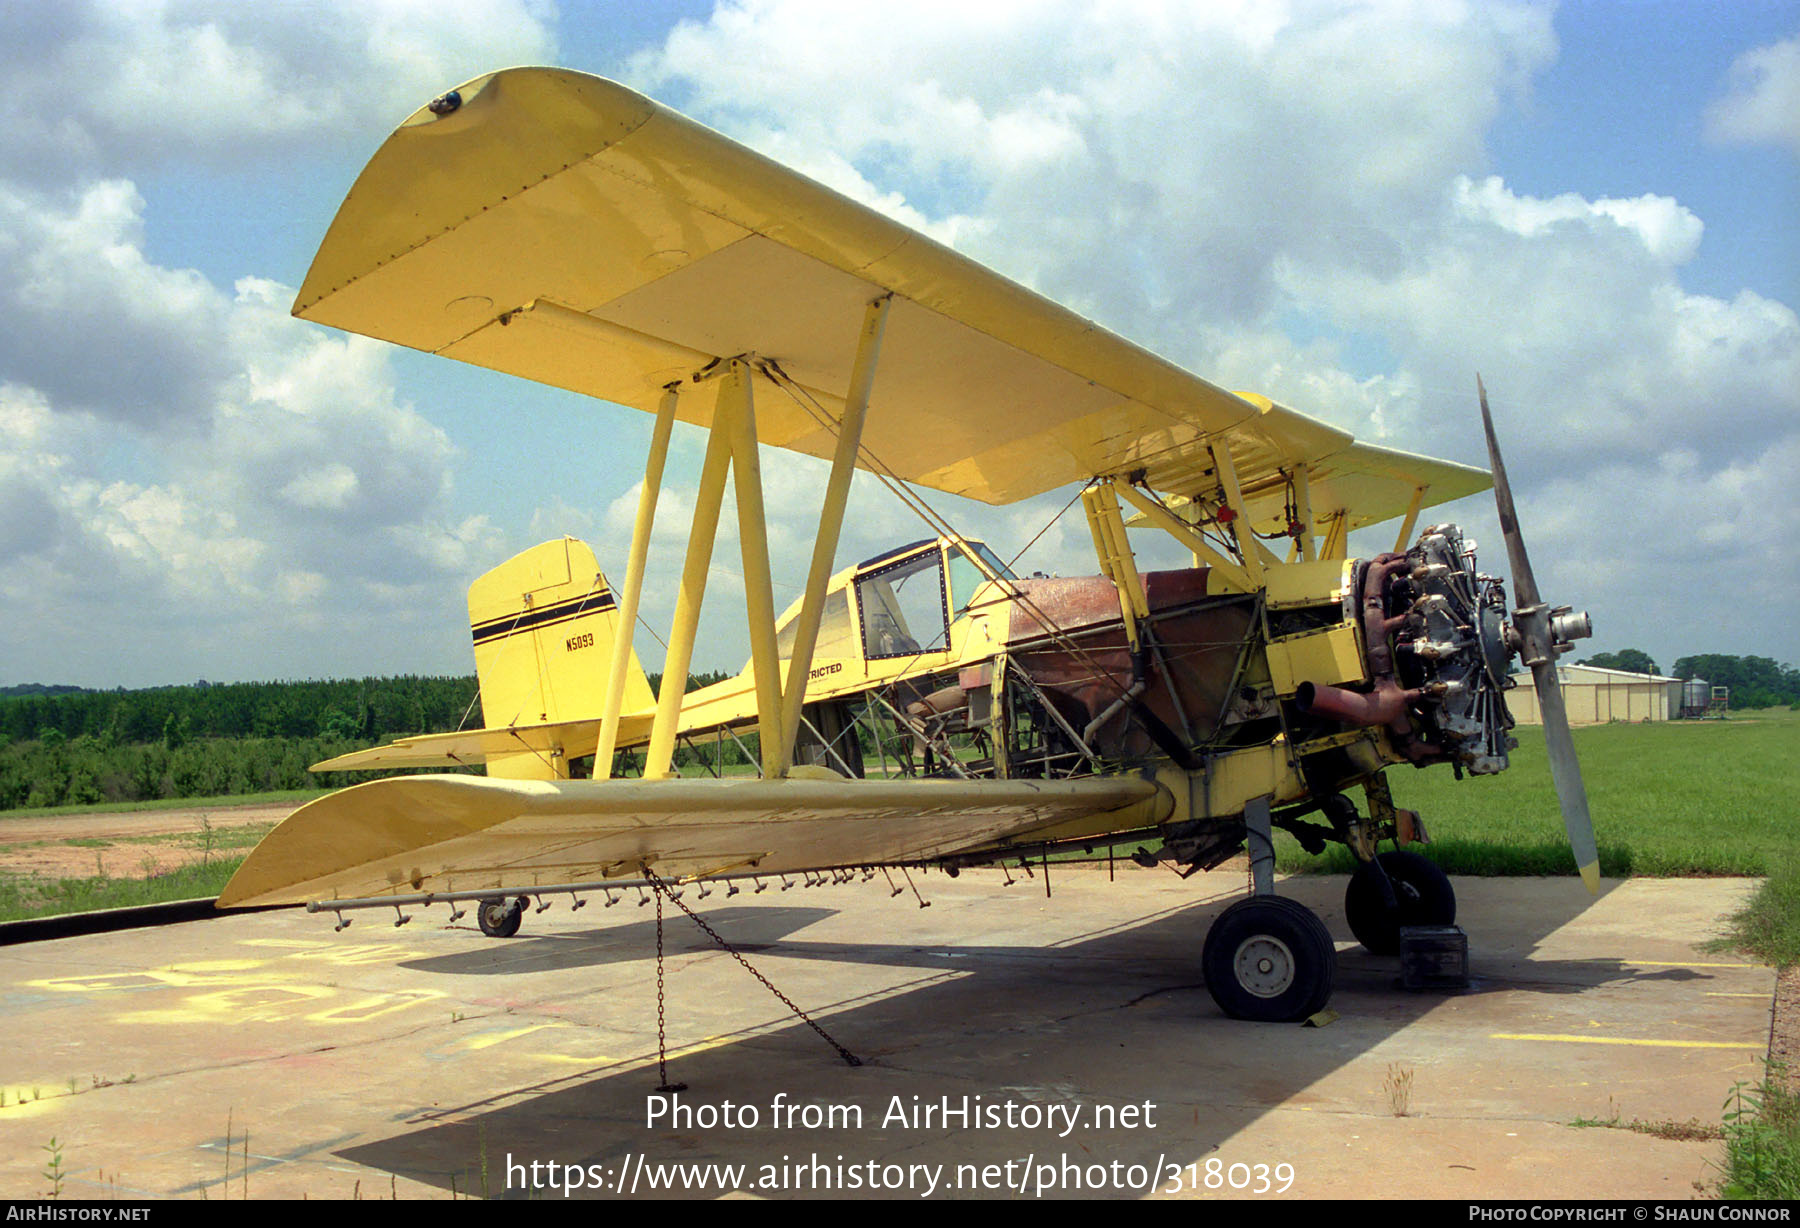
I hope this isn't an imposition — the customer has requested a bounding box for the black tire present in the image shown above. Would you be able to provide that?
[1201,896,1336,1022]
[477,896,525,938]
[1344,851,1455,955]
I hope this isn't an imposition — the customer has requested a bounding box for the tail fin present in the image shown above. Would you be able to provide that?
[468,538,655,779]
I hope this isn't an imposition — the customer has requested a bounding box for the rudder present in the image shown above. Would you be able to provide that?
[468,537,654,778]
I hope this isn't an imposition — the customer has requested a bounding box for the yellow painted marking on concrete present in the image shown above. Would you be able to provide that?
[276,942,421,966]
[33,954,412,995]
[458,1023,566,1052]
[1706,992,1772,999]
[1491,1033,1762,1050]
[241,937,428,964]
[119,984,336,1025]
[306,990,445,1025]
[1627,960,1763,969]
[115,984,446,1026]
[30,968,248,992]
[32,954,446,1026]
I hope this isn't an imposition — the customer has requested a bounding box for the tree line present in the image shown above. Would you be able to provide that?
[1,675,482,747]
[1576,651,1800,709]
[1,671,736,812]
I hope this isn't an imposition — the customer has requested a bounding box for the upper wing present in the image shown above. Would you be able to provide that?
[217,773,1166,908]
[1239,437,1492,536]
[294,67,1480,513]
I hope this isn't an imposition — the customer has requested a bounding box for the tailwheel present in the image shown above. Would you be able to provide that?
[477,895,526,938]
[1344,851,1455,955]
[1201,896,1336,1022]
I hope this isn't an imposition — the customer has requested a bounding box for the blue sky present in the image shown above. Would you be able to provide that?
[1,1,1795,689]
[1488,0,1797,304]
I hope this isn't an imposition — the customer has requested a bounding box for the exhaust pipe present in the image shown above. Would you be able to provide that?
[1295,679,1420,728]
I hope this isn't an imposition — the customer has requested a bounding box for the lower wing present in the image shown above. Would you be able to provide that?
[217,773,1169,908]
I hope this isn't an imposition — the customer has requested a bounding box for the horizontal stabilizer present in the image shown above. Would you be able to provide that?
[309,715,653,773]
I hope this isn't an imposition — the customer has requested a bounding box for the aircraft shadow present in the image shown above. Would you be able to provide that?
[400,906,841,975]
[328,875,1717,1199]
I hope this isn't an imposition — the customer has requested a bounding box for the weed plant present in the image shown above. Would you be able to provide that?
[1719,1075,1799,1200]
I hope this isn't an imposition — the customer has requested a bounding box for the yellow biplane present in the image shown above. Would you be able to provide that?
[219,67,1597,1023]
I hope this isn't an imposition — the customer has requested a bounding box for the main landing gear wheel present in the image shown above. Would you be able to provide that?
[477,895,526,938]
[1201,896,1336,1022]
[1344,851,1455,955]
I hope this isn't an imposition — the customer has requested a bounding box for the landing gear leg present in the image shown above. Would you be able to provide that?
[1244,795,1276,896]
[1202,796,1335,1021]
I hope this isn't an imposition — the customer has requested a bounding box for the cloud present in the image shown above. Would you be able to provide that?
[0,3,553,684]
[1452,175,1704,265]
[0,180,232,425]
[632,0,1558,331]
[1708,33,1800,158]
[0,0,558,184]
[1292,175,1799,471]
[617,0,1799,674]
[4,3,1795,687]
[0,195,500,684]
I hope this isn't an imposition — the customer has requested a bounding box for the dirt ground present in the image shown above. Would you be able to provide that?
[0,801,290,880]
[1774,966,1799,1092]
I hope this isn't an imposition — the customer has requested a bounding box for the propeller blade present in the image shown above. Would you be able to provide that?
[1531,659,1601,894]
[1478,376,1598,894]
[1476,374,1541,608]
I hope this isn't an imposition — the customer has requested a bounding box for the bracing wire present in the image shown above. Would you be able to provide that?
[754,360,1142,704]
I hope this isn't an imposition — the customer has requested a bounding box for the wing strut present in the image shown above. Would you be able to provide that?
[1082,481,1149,649]
[1208,442,1268,584]
[775,294,891,776]
[727,359,786,775]
[602,294,892,781]
[645,364,741,779]
[1111,481,1254,592]
[1319,509,1349,560]
[1292,466,1316,562]
[598,382,680,774]
[1392,484,1427,554]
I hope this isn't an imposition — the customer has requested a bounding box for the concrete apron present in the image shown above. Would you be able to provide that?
[0,870,1770,1200]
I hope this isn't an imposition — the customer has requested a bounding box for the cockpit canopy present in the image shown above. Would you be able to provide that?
[772,538,1015,665]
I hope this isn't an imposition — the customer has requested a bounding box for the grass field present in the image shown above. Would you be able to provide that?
[1279,707,1800,877]
[0,859,241,920]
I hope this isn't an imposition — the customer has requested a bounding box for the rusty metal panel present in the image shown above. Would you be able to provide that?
[1008,590,1257,755]
[1005,569,1211,642]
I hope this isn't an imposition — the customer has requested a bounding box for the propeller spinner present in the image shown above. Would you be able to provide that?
[1477,376,1600,894]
